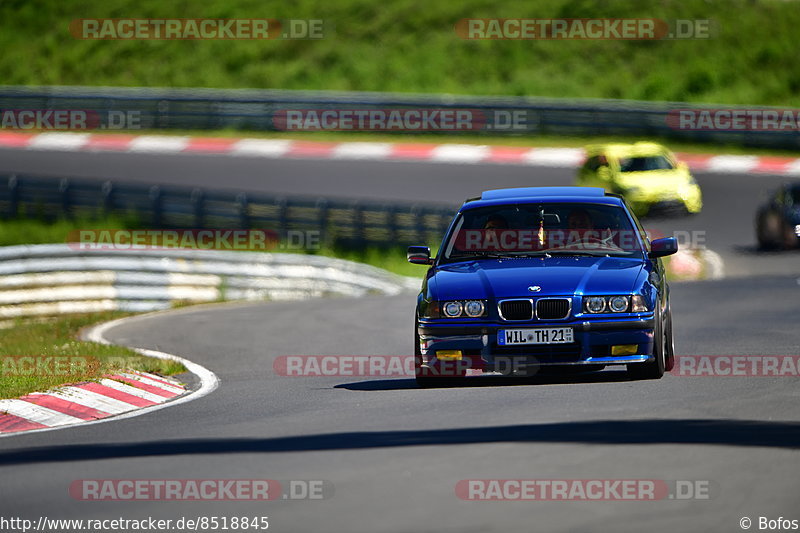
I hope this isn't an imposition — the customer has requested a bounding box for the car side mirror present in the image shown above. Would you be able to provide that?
[649,237,678,258]
[407,246,433,265]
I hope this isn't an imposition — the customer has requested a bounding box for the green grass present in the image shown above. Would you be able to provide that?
[0,215,141,247]
[0,313,186,400]
[317,245,435,278]
[1,0,799,106]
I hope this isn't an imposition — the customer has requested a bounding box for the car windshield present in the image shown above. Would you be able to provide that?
[441,202,644,262]
[618,155,674,172]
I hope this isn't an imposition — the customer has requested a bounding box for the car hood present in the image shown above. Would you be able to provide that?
[429,256,645,300]
[616,169,695,194]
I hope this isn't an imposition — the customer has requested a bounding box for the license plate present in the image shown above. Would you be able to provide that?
[498,327,574,345]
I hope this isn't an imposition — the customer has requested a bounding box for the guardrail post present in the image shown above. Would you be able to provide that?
[411,205,425,243]
[149,186,162,226]
[101,181,114,215]
[191,188,204,227]
[59,178,71,218]
[236,193,250,228]
[7,175,18,218]
[276,197,288,235]
[384,204,397,245]
[315,198,329,246]
[352,201,365,248]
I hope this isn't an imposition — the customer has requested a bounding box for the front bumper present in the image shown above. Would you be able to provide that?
[626,188,702,216]
[418,316,655,376]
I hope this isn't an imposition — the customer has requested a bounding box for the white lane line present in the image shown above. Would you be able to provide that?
[784,160,800,175]
[30,387,136,415]
[522,147,585,167]
[230,139,293,157]
[332,142,393,160]
[128,136,190,153]
[430,144,490,163]
[130,370,184,388]
[702,249,726,280]
[27,133,91,151]
[98,378,170,403]
[119,372,184,394]
[706,155,759,173]
[0,399,85,427]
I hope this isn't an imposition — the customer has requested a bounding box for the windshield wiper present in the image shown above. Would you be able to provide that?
[542,250,612,257]
[449,251,513,260]
[503,251,553,258]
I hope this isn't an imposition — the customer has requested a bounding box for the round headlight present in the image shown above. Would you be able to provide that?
[464,300,485,317]
[585,297,606,313]
[443,301,463,317]
[609,296,629,312]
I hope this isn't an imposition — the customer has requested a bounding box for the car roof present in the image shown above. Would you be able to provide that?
[584,141,670,158]
[463,187,625,210]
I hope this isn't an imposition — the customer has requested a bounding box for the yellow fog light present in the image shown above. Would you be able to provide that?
[611,345,638,356]
[436,350,463,360]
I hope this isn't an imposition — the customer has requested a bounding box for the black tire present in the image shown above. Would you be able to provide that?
[782,222,799,250]
[757,211,782,250]
[663,307,675,372]
[627,306,665,380]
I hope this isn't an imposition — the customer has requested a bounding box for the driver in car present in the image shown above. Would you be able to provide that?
[567,208,594,230]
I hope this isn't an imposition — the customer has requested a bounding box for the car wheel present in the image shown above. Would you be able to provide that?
[627,306,665,380]
[757,211,781,250]
[782,222,799,250]
[663,307,675,372]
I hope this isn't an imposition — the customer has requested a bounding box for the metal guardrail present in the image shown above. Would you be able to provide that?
[1,85,798,149]
[0,244,420,318]
[0,174,456,248]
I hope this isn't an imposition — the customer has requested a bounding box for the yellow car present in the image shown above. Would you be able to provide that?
[576,142,702,216]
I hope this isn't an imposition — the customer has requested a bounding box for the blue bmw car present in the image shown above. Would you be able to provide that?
[408,187,678,387]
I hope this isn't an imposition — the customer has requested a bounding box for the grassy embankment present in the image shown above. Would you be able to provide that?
[1,0,797,106]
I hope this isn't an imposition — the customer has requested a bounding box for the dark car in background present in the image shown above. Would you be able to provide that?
[756,182,800,250]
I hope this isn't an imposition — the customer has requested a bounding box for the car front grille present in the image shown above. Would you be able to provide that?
[499,300,533,320]
[536,298,571,320]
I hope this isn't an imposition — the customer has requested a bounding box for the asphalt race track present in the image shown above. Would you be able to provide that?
[0,146,799,532]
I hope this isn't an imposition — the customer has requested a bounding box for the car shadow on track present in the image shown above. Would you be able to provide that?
[1,419,798,466]
[335,369,632,391]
